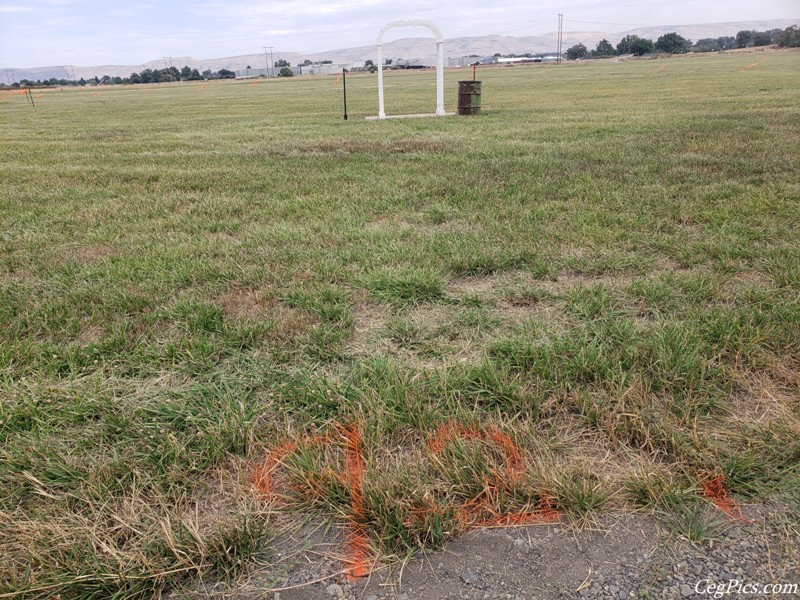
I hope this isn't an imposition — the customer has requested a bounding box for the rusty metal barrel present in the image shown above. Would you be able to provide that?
[457,80,482,116]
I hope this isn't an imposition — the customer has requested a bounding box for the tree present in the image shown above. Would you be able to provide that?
[384,58,393,65]
[364,59,374,67]
[181,65,192,79]
[565,43,588,60]
[774,25,800,47]
[736,30,753,48]
[218,68,235,79]
[593,39,616,56]
[320,59,333,64]
[278,66,293,77]
[752,31,772,47]
[655,32,689,54]
[617,35,654,56]
[274,59,290,68]
[188,68,203,80]
[300,59,313,66]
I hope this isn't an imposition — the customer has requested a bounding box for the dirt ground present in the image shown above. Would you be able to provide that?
[175,503,799,599]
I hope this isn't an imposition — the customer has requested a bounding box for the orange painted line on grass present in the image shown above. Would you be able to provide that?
[741,60,766,71]
[254,421,561,580]
[36,94,45,98]
[428,422,562,530]
[702,473,749,522]
[199,83,208,90]
[341,424,371,580]
[253,423,372,579]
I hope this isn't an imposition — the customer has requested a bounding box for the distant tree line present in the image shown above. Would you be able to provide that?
[1,65,237,89]
[565,24,800,60]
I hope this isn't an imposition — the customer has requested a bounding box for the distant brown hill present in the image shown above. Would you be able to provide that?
[4,19,797,82]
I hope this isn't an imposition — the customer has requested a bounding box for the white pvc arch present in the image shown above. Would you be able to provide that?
[377,20,445,119]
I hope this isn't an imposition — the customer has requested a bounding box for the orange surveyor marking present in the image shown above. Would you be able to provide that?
[252,423,372,579]
[254,421,561,579]
[333,71,342,87]
[342,424,371,579]
[199,83,208,90]
[702,473,749,523]
[36,94,45,98]
[428,422,561,528]
[742,60,765,71]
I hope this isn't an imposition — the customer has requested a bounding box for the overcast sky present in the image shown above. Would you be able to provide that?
[1,0,797,67]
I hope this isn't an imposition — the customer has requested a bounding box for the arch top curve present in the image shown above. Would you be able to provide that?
[377,19,443,44]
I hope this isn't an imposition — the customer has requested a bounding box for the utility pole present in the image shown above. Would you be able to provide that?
[5,70,15,85]
[263,46,269,77]
[162,56,173,69]
[557,14,563,64]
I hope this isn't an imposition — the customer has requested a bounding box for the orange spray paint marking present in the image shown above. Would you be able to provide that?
[428,422,562,529]
[253,423,372,579]
[650,65,667,75]
[252,438,300,500]
[341,424,371,579]
[199,83,208,90]
[255,421,561,580]
[36,94,45,98]
[741,60,766,71]
[702,473,749,523]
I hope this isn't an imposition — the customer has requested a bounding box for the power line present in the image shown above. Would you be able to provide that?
[565,19,648,28]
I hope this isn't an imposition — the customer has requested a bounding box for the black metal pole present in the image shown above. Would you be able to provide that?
[342,69,348,121]
[28,89,35,108]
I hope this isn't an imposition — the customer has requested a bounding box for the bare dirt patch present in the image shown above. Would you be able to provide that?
[218,288,274,320]
[181,503,798,600]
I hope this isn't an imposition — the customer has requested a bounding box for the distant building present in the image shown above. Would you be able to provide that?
[393,57,436,69]
[234,67,269,78]
[448,56,482,67]
[235,63,352,78]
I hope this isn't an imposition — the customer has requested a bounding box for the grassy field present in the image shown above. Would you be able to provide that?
[1,50,799,598]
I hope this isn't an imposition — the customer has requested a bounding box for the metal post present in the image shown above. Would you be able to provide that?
[377,44,385,119]
[435,40,444,116]
[342,70,348,121]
